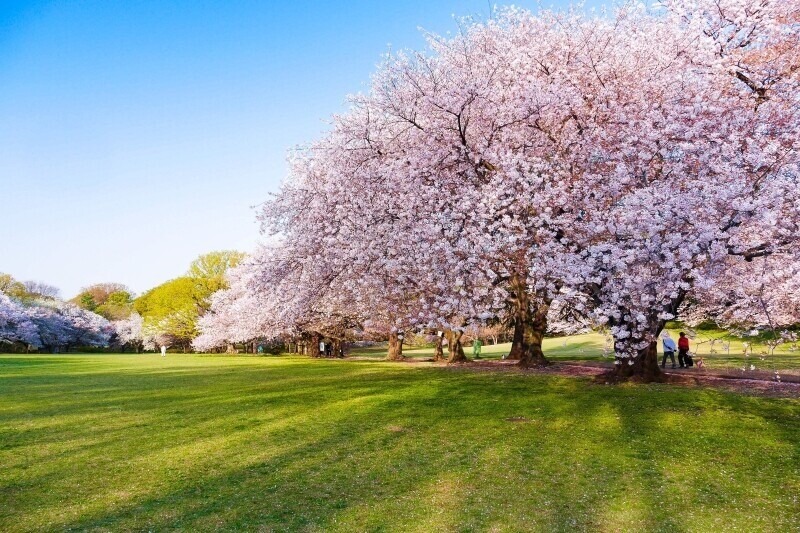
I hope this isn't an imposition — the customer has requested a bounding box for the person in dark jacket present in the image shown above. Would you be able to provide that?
[678,332,690,368]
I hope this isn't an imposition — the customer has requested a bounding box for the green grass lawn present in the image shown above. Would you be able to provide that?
[365,330,800,374]
[2,354,799,532]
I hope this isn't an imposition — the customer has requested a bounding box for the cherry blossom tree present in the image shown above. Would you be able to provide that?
[193,252,281,352]
[192,244,350,355]
[113,312,145,352]
[0,291,40,348]
[22,300,112,352]
[203,1,798,381]
[569,0,800,380]
[255,7,611,365]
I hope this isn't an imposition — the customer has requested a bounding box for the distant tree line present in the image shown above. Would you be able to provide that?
[0,250,244,353]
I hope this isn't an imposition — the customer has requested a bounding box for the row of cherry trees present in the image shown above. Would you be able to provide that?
[0,288,159,353]
[1,251,245,354]
[195,0,799,380]
[0,291,115,352]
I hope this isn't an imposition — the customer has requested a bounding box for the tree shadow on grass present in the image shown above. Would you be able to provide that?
[3,363,799,531]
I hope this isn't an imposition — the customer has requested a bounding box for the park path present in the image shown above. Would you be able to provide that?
[346,354,800,397]
[466,359,800,398]
[382,357,800,398]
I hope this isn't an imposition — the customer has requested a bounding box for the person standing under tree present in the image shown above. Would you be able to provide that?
[678,332,690,368]
[472,338,482,359]
[661,332,677,369]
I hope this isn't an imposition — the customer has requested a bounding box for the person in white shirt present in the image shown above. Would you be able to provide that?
[661,332,677,369]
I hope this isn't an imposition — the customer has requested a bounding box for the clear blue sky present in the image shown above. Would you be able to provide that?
[0,0,595,298]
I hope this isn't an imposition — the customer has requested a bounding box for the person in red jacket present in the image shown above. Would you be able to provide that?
[678,332,690,368]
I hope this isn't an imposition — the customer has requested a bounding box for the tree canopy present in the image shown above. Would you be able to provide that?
[71,283,134,321]
[194,0,800,380]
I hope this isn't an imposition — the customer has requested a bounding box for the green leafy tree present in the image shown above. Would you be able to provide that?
[134,251,245,351]
[135,277,203,350]
[96,291,134,321]
[188,251,246,301]
[0,273,28,301]
[72,283,134,320]
[79,293,98,312]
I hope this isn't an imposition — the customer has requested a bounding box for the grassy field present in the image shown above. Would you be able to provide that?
[2,354,799,531]
[362,330,800,374]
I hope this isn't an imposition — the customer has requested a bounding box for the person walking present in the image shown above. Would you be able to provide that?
[661,332,677,369]
[678,332,690,368]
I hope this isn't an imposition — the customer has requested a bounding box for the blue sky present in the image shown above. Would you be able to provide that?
[0,0,595,298]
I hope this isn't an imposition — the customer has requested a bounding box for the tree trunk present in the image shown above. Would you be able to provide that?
[309,333,322,358]
[433,334,444,361]
[605,292,687,382]
[507,317,524,361]
[505,275,550,366]
[506,275,527,361]
[506,278,550,366]
[446,330,468,363]
[386,331,404,361]
[611,340,663,382]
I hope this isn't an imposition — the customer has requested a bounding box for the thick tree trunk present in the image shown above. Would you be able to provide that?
[605,292,687,383]
[611,341,663,382]
[433,334,444,361]
[333,339,344,358]
[506,318,524,361]
[506,275,527,361]
[506,284,550,366]
[505,275,550,366]
[309,333,322,358]
[386,331,404,361]
[446,330,468,364]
